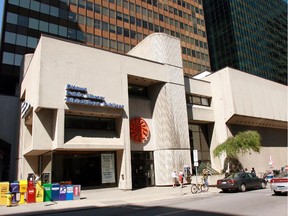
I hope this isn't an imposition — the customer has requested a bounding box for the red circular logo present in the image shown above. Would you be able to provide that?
[130,117,150,143]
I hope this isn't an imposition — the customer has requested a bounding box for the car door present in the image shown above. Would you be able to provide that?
[242,173,254,189]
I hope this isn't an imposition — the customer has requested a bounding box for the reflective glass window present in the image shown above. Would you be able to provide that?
[94,4,100,13]
[103,38,109,48]
[78,15,85,25]
[29,18,39,30]
[14,54,23,66]
[8,0,19,6]
[117,41,124,51]
[94,35,101,46]
[27,36,38,48]
[130,16,135,25]
[68,12,77,22]
[68,28,76,39]
[50,6,59,17]
[87,1,93,10]
[85,33,94,44]
[102,22,108,31]
[109,24,116,33]
[2,52,14,65]
[16,34,27,46]
[30,0,40,11]
[20,0,30,9]
[40,3,49,14]
[117,26,122,35]
[18,15,29,27]
[79,0,85,8]
[103,7,109,16]
[39,21,49,32]
[94,19,101,29]
[49,23,58,35]
[59,9,68,19]
[110,40,116,49]
[59,26,67,37]
[110,10,116,18]
[77,31,84,41]
[86,17,93,27]
[4,32,16,44]
[123,14,129,23]
[124,28,129,37]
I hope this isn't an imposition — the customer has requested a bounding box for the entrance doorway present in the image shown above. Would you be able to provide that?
[131,151,155,189]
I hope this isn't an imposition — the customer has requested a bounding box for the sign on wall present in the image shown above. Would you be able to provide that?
[65,84,124,109]
[101,153,116,184]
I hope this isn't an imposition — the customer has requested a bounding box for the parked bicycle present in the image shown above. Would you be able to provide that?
[190,178,209,194]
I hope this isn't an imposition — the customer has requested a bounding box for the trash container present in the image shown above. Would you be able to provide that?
[35,181,44,203]
[43,183,52,202]
[66,185,74,200]
[0,182,10,205]
[59,185,67,201]
[51,183,60,201]
[10,182,19,204]
[5,192,13,207]
[73,185,81,200]
[27,186,36,203]
[19,180,27,204]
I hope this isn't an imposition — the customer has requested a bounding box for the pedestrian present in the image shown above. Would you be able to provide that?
[251,167,256,176]
[178,169,184,188]
[171,170,177,187]
[202,168,209,187]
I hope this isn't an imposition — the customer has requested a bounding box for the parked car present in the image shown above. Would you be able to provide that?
[217,172,267,192]
[270,170,288,195]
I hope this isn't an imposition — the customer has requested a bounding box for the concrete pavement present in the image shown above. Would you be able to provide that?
[1,185,221,215]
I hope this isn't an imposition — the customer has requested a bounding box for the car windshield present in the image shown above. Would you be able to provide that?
[276,170,288,178]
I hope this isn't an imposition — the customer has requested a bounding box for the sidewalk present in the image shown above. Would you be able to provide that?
[1,185,221,215]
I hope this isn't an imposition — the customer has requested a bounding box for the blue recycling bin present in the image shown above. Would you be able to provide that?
[51,183,60,201]
[10,182,19,203]
[66,185,74,200]
[59,185,66,201]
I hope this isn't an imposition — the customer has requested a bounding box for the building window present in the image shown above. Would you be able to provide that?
[128,84,148,97]
[186,94,211,107]
[65,115,115,131]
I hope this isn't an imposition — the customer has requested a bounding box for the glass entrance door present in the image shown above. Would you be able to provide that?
[131,151,155,189]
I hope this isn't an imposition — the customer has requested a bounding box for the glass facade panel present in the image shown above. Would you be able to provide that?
[4,32,16,44]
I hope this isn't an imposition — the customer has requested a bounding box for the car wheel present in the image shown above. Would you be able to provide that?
[261,181,266,189]
[239,184,246,192]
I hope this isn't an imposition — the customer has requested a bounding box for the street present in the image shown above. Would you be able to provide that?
[11,188,287,216]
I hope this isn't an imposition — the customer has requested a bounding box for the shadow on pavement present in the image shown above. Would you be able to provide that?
[4,204,238,216]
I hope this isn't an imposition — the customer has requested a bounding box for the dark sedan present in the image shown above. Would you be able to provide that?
[217,172,267,192]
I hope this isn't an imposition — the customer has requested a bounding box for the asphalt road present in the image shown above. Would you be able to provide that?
[11,188,288,216]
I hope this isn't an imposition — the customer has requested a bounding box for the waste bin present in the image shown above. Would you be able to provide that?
[10,182,19,204]
[43,183,52,202]
[51,183,60,201]
[27,186,36,203]
[19,180,27,204]
[35,181,44,203]
[59,185,67,201]
[66,185,74,200]
[73,185,81,200]
[0,182,10,205]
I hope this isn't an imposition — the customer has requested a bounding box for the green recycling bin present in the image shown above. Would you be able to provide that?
[43,183,52,202]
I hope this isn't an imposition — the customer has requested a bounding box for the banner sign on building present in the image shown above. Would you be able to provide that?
[21,101,32,118]
[65,84,124,109]
[101,153,116,184]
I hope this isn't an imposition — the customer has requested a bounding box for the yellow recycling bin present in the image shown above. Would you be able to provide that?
[0,182,10,205]
[36,181,44,203]
[19,180,27,204]
[5,192,13,207]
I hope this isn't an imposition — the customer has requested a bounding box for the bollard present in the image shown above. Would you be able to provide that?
[6,192,13,207]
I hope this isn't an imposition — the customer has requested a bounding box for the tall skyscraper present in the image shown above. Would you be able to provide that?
[1,0,210,97]
[203,0,287,85]
[0,0,210,180]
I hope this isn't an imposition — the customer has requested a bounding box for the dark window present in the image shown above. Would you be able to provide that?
[186,94,210,106]
[65,115,115,131]
[128,84,148,97]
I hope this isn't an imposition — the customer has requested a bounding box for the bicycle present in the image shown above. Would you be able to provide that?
[190,178,209,194]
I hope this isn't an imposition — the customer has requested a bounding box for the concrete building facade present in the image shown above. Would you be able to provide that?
[18,33,287,189]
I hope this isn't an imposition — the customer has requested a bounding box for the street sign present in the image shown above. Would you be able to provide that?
[193,150,198,167]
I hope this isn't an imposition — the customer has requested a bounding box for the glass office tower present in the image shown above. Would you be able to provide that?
[1,0,211,97]
[203,0,287,85]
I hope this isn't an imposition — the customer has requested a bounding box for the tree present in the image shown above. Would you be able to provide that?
[213,130,262,173]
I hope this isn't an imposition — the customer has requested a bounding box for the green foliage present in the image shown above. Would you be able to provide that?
[213,130,261,158]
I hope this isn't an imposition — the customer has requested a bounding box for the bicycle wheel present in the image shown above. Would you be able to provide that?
[201,184,209,192]
[191,184,199,194]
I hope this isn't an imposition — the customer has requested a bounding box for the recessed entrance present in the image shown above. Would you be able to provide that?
[131,151,155,189]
